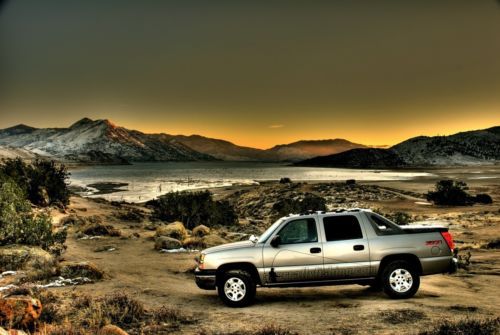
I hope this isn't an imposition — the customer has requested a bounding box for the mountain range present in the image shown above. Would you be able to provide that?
[0,118,497,166]
[0,118,367,163]
[295,126,500,168]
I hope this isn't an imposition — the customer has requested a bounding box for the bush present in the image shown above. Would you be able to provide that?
[0,158,70,206]
[391,212,411,225]
[151,191,237,229]
[419,317,499,335]
[272,193,327,218]
[0,179,66,250]
[475,193,493,204]
[279,177,292,184]
[426,180,474,206]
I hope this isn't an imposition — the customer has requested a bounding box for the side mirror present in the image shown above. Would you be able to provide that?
[270,235,281,248]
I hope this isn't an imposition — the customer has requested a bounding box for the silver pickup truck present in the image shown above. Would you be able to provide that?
[195,209,457,307]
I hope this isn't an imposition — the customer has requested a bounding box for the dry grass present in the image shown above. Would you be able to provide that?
[379,309,427,324]
[419,317,500,335]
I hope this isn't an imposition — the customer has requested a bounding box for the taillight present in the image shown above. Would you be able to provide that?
[441,231,455,251]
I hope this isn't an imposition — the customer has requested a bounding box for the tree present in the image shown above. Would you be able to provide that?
[426,180,473,206]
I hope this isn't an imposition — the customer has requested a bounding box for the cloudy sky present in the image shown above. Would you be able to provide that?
[1,0,499,148]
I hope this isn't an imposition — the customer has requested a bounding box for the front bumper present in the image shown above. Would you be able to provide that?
[449,257,458,274]
[194,268,216,290]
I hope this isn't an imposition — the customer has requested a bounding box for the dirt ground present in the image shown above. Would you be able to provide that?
[50,168,500,335]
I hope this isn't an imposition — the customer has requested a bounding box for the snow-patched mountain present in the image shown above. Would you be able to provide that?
[0,118,369,163]
[0,118,214,163]
[295,126,500,168]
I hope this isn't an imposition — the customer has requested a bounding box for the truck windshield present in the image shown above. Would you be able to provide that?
[257,218,285,243]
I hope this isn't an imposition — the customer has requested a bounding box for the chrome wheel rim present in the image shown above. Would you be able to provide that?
[389,269,413,293]
[224,277,246,302]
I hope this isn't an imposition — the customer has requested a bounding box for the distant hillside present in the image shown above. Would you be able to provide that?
[266,139,366,162]
[392,126,500,165]
[295,126,500,168]
[0,118,366,163]
[0,118,215,163]
[294,148,406,169]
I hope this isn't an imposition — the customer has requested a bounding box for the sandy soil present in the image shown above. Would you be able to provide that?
[48,169,500,335]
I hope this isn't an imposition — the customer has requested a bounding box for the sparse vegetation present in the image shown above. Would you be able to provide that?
[150,190,237,229]
[279,177,292,184]
[272,193,327,218]
[379,309,427,324]
[475,193,493,204]
[419,317,500,335]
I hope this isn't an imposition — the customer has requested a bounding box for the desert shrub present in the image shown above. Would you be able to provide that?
[475,193,493,204]
[419,317,499,335]
[0,158,70,206]
[391,211,411,225]
[75,293,145,329]
[279,177,292,184]
[151,191,237,229]
[115,208,146,222]
[426,180,473,206]
[345,179,356,185]
[0,179,66,250]
[272,193,327,218]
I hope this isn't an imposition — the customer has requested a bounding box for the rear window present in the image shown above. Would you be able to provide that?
[368,213,404,236]
[323,215,363,241]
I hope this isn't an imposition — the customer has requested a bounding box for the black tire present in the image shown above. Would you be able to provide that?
[217,269,256,307]
[381,260,420,299]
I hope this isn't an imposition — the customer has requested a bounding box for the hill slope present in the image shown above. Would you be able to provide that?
[295,126,500,168]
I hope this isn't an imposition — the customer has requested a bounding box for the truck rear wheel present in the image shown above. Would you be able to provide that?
[382,260,420,299]
[217,269,256,307]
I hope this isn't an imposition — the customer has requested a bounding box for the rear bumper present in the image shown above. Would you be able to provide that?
[194,268,216,290]
[449,257,458,274]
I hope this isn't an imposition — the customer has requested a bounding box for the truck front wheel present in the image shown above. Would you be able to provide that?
[217,269,256,307]
[382,260,420,299]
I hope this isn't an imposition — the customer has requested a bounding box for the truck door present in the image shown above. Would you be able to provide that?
[262,217,324,283]
[320,214,371,279]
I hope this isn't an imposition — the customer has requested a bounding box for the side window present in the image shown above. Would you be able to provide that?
[278,218,318,244]
[368,213,404,236]
[323,215,363,241]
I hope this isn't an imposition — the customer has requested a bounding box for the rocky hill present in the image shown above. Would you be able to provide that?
[0,118,215,163]
[295,126,500,168]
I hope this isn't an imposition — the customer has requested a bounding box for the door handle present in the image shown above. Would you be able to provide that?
[310,247,322,254]
[353,245,365,251]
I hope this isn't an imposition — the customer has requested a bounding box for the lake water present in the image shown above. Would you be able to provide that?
[69,162,433,202]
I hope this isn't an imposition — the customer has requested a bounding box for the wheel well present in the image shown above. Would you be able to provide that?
[377,254,423,278]
[216,262,261,286]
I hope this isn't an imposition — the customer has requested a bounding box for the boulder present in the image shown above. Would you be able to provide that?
[0,245,57,280]
[154,236,182,250]
[192,225,210,237]
[155,222,187,240]
[0,296,42,329]
[201,234,227,248]
[98,324,129,335]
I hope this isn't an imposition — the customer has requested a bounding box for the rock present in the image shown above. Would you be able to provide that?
[82,224,121,237]
[154,236,182,250]
[0,296,42,329]
[0,245,57,280]
[192,225,210,237]
[59,261,104,280]
[182,237,205,249]
[98,324,129,335]
[201,234,227,248]
[155,222,187,240]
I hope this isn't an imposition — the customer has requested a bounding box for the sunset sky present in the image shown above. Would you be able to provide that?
[1,0,499,149]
